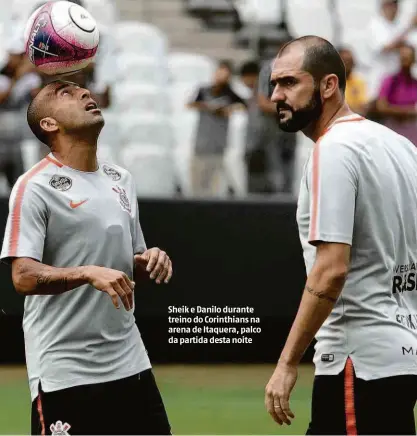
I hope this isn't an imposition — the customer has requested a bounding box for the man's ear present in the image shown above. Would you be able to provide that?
[40,117,58,134]
[321,74,339,99]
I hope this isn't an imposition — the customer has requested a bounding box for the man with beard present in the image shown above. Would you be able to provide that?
[264,35,417,435]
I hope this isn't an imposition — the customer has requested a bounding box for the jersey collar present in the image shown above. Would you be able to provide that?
[319,114,366,140]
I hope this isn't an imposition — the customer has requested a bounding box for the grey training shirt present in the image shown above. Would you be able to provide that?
[1,153,151,400]
[297,114,417,380]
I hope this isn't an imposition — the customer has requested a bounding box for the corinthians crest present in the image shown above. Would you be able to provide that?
[50,421,71,436]
[112,186,131,214]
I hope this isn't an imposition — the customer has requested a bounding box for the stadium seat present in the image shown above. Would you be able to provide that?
[337,0,378,37]
[116,54,167,86]
[114,21,168,60]
[340,31,373,72]
[224,110,248,197]
[168,52,216,85]
[170,110,199,196]
[234,0,290,56]
[239,0,282,25]
[99,110,122,147]
[119,145,177,197]
[169,83,200,114]
[0,174,9,196]
[184,0,237,28]
[119,114,173,148]
[83,0,118,31]
[287,0,333,42]
[21,139,40,172]
[112,83,166,115]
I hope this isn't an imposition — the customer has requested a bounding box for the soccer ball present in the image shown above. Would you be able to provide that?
[24,1,100,76]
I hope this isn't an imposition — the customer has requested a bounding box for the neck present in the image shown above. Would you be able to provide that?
[303,101,354,143]
[401,67,411,76]
[52,133,98,172]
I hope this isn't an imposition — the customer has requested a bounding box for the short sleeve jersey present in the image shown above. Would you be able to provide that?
[1,154,151,401]
[297,114,417,380]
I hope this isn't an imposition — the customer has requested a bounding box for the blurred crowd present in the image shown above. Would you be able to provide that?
[186,0,417,196]
[1,0,417,198]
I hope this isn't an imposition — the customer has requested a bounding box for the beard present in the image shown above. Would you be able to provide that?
[276,87,323,133]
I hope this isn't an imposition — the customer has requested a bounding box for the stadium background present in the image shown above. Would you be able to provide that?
[0,0,417,434]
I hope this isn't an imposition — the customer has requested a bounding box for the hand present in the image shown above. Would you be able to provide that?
[213,106,234,117]
[85,266,135,310]
[134,248,173,284]
[265,362,297,426]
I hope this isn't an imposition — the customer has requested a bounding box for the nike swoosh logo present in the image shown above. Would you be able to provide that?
[69,199,88,209]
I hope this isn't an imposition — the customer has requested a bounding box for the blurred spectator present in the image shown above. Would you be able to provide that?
[187,60,246,197]
[237,60,267,194]
[376,43,417,145]
[367,0,417,101]
[240,61,260,92]
[339,48,369,116]
[239,61,261,153]
[0,48,41,189]
[255,58,297,194]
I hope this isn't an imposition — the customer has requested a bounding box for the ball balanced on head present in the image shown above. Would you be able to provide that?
[24,0,100,76]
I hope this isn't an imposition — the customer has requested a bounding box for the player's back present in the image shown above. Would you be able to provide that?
[299,116,417,380]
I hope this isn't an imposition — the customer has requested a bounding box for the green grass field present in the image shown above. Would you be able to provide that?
[0,364,415,435]
[0,364,313,435]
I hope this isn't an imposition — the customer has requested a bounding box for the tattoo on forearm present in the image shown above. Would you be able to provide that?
[36,274,68,292]
[36,274,52,286]
[305,286,337,303]
[61,277,68,292]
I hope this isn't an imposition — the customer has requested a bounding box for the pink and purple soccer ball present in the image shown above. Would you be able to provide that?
[24,1,100,76]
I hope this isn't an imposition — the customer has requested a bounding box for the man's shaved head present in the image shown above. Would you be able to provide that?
[27,80,76,146]
[27,79,103,147]
[278,35,346,93]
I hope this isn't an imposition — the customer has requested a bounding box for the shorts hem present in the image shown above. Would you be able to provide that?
[30,364,152,401]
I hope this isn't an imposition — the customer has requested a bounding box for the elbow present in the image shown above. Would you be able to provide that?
[321,266,349,297]
[12,272,34,296]
[313,263,349,300]
[327,266,348,287]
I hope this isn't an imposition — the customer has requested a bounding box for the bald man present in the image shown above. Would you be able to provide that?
[1,80,173,435]
[264,36,417,435]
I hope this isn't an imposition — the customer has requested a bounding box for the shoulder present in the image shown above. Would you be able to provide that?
[100,161,133,183]
[319,118,372,153]
[322,117,401,153]
[9,157,62,207]
[12,157,60,191]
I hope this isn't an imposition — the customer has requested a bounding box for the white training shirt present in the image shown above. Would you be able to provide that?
[297,114,417,380]
[0,154,151,401]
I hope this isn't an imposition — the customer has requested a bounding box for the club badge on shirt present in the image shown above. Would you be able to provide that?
[49,175,72,191]
[50,420,71,436]
[113,186,131,214]
[103,165,121,181]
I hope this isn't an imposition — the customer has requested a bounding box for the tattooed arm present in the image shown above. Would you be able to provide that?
[278,242,350,367]
[11,257,89,296]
